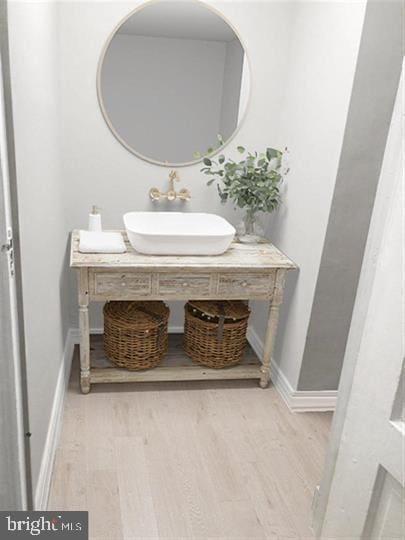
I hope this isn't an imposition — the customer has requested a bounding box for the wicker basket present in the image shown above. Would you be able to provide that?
[183,300,250,369]
[103,301,170,370]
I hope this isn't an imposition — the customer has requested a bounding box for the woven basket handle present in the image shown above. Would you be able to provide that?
[137,306,166,347]
[217,302,226,341]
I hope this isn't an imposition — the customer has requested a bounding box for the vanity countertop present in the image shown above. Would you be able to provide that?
[70,229,297,270]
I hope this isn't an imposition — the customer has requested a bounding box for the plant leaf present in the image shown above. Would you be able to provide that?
[203,157,212,166]
[266,147,280,161]
[237,146,245,154]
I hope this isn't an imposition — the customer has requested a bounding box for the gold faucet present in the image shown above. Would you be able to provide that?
[149,170,191,202]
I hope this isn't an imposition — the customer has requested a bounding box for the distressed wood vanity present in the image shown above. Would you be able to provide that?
[70,230,296,393]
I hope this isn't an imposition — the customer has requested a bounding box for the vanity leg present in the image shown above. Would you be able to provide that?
[78,269,91,394]
[260,269,286,389]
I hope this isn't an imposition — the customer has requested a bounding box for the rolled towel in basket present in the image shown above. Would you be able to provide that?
[79,230,126,253]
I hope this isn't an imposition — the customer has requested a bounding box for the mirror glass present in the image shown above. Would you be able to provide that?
[98,0,250,166]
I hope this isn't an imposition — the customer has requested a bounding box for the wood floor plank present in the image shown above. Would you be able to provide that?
[115,436,159,539]
[217,500,267,539]
[110,395,144,437]
[192,421,251,504]
[241,461,298,539]
[84,394,115,470]
[48,356,332,540]
[254,452,315,538]
[87,469,123,539]
[47,458,87,511]
[143,427,194,539]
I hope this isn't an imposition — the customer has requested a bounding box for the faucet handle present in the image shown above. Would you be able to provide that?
[149,187,161,201]
[178,188,191,202]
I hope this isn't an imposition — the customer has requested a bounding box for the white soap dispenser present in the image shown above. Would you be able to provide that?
[88,205,102,232]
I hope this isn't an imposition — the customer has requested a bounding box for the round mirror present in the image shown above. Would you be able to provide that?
[97,0,250,166]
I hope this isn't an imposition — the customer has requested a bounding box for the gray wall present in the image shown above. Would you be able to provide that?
[298,0,404,391]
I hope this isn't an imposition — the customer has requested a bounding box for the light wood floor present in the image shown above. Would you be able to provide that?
[48,350,332,540]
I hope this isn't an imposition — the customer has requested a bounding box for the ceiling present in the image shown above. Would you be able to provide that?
[118,1,239,42]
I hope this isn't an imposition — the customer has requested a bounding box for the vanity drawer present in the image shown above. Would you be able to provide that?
[217,272,275,297]
[158,274,211,296]
[93,272,152,297]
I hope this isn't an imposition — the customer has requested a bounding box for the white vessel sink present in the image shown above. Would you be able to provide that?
[123,212,235,255]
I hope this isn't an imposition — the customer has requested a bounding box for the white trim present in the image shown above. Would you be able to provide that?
[247,327,337,413]
[167,325,184,334]
[34,329,75,510]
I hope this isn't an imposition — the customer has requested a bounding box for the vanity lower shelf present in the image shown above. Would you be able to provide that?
[88,333,262,384]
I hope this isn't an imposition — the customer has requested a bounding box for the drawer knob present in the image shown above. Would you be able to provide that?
[121,282,126,287]
[242,281,248,287]
[182,282,188,287]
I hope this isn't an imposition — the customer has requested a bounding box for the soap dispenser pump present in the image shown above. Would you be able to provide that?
[88,205,102,231]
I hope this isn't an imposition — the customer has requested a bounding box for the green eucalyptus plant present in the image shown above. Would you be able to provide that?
[201,146,288,221]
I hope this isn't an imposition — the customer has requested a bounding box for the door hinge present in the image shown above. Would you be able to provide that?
[1,227,15,276]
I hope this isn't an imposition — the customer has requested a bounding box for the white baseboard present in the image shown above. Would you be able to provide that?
[246,328,337,413]
[34,329,75,510]
[168,325,184,334]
